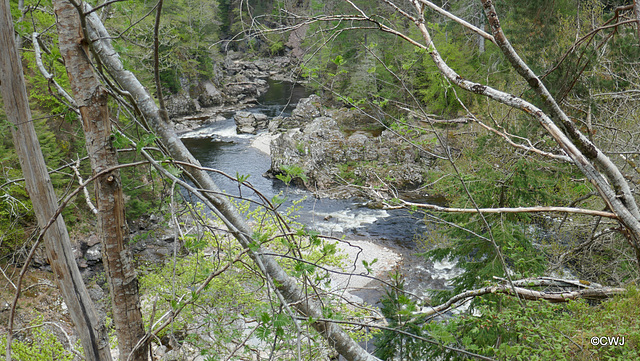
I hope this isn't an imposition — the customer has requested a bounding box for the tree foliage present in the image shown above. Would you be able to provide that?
[4,0,640,360]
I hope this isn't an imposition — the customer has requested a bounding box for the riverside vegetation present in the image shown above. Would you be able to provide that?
[2,0,640,360]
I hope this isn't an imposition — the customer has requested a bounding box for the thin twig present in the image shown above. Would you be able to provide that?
[71,156,98,215]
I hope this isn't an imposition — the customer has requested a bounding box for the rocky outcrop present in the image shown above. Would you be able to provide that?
[166,54,296,119]
[218,53,294,104]
[193,80,223,107]
[269,101,437,199]
[223,53,294,82]
[234,111,269,134]
[268,94,326,132]
[290,94,325,121]
[166,93,200,117]
[223,74,268,104]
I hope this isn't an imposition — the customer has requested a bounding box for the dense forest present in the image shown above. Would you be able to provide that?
[1,0,640,360]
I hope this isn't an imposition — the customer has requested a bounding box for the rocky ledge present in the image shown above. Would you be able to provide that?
[267,95,439,200]
[165,53,295,119]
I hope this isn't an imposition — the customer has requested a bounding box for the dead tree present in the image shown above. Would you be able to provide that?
[0,0,112,359]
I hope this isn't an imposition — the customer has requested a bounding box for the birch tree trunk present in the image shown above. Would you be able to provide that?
[476,2,485,53]
[82,6,378,361]
[397,0,640,264]
[0,1,112,360]
[52,1,148,360]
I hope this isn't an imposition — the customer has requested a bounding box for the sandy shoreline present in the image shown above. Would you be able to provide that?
[251,132,275,155]
[330,238,401,305]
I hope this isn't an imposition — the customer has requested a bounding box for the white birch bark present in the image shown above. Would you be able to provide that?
[401,0,640,263]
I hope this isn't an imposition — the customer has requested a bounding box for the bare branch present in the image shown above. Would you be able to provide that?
[416,0,496,44]
[418,278,626,318]
[634,0,640,47]
[0,265,16,291]
[84,0,126,15]
[386,198,618,219]
[71,157,98,215]
[152,0,167,114]
[32,32,78,109]
[472,114,573,162]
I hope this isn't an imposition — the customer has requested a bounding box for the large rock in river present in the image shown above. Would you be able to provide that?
[165,93,199,117]
[269,110,436,199]
[269,94,327,132]
[234,111,269,134]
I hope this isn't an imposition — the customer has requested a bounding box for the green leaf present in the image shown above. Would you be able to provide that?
[294,261,315,276]
[248,241,260,252]
[332,55,345,66]
[170,300,180,310]
[111,132,129,149]
[273,314,288,328]
[165,164,182,177]
[255,325,271,341]
[137,133,157,153]
[260,312,271,323]
[236,171,250,183]
[272,194,286,205]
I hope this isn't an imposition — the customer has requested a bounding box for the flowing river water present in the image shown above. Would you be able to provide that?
[182,80,460,306]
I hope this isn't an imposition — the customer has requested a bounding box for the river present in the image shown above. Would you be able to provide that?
[181,79,460,305]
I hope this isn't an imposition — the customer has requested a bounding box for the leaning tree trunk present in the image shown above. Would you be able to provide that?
[0,1,112,360]
[82,5,378,361]
[52,1,148,360]
[477,0,640,261]
[397,0,640,264]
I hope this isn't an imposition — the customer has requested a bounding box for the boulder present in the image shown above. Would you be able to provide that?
[165,93,199,117]
[269,112,437,199]
[291,94,324,121]
[268,95,326,133]
[194,81,223,107]
[85,243,102,263]
[268,116,284,133]
[269,117,344,191]
[234,111,269,134]
[332,107,382,134]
